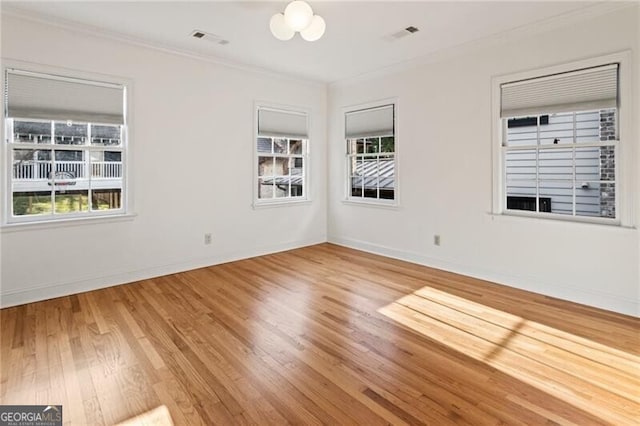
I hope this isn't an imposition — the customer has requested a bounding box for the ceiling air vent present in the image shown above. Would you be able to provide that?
[190,29,229,46]
[389,26,420,40]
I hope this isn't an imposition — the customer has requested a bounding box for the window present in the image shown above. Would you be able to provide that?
[4,69,127,223]
[499,63,619,221]
[345,103,396,203]
[255,106,308,204]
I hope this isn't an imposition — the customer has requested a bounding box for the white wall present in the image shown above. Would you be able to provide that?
[328,7,640,316]
[0,13,327,307]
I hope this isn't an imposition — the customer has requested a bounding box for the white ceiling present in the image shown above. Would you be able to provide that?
[3,1,607,83]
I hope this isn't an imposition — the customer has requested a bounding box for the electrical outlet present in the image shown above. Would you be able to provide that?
[204,233,212,245]
[434,235,441,246]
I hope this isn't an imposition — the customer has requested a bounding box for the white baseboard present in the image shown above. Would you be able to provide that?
[0,235,326,308]
[328,235,639,318]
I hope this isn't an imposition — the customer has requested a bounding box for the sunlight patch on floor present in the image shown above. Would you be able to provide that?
[377,285,640,425]
[116,405,173,426]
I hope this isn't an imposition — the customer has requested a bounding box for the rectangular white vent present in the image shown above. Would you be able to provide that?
[190,30,229,46]
[389,26,420,40]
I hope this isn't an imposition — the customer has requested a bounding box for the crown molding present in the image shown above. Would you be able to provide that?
[0,5,327,89]
[329,1,637,88]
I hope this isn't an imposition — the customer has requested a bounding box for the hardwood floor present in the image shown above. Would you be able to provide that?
[1,243,638,425]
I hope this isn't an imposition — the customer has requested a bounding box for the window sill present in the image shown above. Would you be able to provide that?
[253,199,312,209]
[342,198,399,210]
[486,211,636,232]
[1,213,137,233]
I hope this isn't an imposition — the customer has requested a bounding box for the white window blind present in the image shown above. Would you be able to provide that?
[501,64,618,118]
[258,108,308,139]
[345,104,394,138]
[6,69,125,124]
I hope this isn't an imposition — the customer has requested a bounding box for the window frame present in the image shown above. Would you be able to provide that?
[1,61,133,228]
[491,52,633,227]
[343,99,399,207]
[253,103,310,208]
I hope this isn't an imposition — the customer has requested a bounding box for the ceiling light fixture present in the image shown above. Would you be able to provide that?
[270,1,325,42]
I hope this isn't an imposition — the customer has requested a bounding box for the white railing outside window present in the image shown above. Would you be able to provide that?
[91,162,122,179]
[12,160,123,180]
[13,161,52,180]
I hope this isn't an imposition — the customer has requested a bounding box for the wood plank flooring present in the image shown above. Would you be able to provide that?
[1,243,638,425]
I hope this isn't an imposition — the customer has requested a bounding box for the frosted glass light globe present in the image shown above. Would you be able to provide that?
[300,15,326,41]
[284,1,314,32]
[270,13,294,41]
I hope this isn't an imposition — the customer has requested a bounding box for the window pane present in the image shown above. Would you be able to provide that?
[506,119,537,147]
[350,156,363,196]
[54,150,85,179]
[349,156,361,177]
[574,181,600,218]
[291,185,303,197]
[54,121,87,145]
[574,111,600,143]
[92,189,122,210]
[362,156,379,198]
[273,138,287,153]
[351,178,363,197]
[13,120,51,144]
[91,124,121,146]
[539,181,573,215]
[594,109,616,142]
[362,156,378,179]
[540,113,573,145]
[54,190,88,214]
[355,139,365,154]
[288,157,303,177]
[258,178,274,199]
[538,147,573,180]
[505,149,536,180]
[379,189,395,200]
[274,180,289,198]
[378,155,395,196]
[55,150,83,161]
[91,151,123,179]
[380,136,395,153]
[277,157,290,176]
[13,149,52,180]
[365,137,379,153]
[506,196,537,212]
[289,139,302,155]
[575,147,605,182]
[588,181,615,218]
[257,137,272,153]
[363,189,379,199]
[258,156,274,177]
[105,151,122,162]
[506,180,537,211]
[596,146,615,181]
[12,191,52,216]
